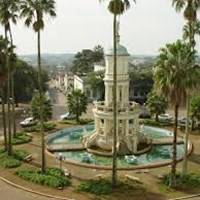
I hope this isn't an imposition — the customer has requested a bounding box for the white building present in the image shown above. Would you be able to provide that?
[63,72,74,93]
[94,64,105,72]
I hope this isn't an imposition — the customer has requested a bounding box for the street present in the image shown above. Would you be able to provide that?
[48,85,67,120]
[0,179,52,200]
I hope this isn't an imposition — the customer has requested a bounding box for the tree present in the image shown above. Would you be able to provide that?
[172,0,200,176]
[20,0,56,173]
[67,90,88,123]
[71,46,104,74]
[14,59,49,103]
[100,0,135,187]
[129,67,154,104]
[31,92,52,122]
[0,0,19,154]
[93,45,104,62]
[191,95,200,129]
[86,71,105,100]
[154,40,198,187]
[0,36,17,155]
[183,20,200,46]
[172,0,200,51]
[146,92,168,122]
[0,35,8,151]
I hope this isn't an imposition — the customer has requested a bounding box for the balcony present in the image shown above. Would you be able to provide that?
[94,101,139,113]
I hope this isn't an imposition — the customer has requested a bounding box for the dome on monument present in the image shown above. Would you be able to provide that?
[106,44,129,56]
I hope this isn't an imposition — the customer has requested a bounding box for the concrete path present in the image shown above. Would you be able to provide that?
[0,179,52,200]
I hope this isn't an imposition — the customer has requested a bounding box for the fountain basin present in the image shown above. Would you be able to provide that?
[46,124,190,170]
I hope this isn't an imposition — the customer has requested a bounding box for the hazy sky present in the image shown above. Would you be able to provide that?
[1,0,198,55]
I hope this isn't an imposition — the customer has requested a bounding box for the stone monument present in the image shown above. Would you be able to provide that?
[84,22,140,155]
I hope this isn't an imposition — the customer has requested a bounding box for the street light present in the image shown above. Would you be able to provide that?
[57,152,63,172]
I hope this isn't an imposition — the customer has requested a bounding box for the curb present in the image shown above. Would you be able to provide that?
[46,142,193,171]
[169,194,200,200]
[0,176,75,200]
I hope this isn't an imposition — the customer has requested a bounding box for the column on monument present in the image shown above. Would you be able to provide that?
[126,119,129,136]
[133,137,138,153]
[125,84,129,104]
[135,116,139,135]
[104,119,108,136]
[122,120,126,136]
[120,85,123,107]
[105,83,109,106]
[95,117,100,132]
[108,85,112,106]
[116,119,119,140]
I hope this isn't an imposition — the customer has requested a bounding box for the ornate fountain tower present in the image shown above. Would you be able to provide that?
[84,22,140,155]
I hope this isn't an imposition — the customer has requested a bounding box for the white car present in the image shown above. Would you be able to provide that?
[20,117,37,127]
[60,113,76,120]
[178,117,192,127]
[158,114,173,122]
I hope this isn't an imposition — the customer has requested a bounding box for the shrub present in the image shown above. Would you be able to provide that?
[163,173,200,189]
[13,150,29,161]
[77,179,112,195]
[0,149,5,154]
[12,132,32,145]
[16,168,70,188]
[46,167,64,177]
[0,149,29,168]
[24,122,56,132]
[141,119,171,127]
[1,157,21,168]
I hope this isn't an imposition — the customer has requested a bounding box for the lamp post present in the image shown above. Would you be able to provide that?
[58,152,63,172]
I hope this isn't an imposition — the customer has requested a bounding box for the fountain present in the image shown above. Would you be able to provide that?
[83,22,150,156]
[47,21,189,170]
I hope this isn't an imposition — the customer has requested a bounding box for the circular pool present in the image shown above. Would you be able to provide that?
[47,125,186,169]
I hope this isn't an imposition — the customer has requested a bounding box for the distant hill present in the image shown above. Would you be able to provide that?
[19,53,75,71]
[19,53,159,72]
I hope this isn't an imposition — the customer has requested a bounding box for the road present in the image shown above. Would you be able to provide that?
[0,179,52,200]
[48,86,67,120]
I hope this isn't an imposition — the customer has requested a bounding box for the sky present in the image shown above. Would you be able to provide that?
[0,0,198,55]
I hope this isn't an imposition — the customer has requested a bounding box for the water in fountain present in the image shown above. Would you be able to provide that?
[124,155,138,164]
[81,153,95,164]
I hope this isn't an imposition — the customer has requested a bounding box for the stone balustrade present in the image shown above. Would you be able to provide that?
[94,101,139,113]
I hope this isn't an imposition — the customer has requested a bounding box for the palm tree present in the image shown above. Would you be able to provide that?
[172,0,200,51]
[0,35,8,151]
[154,40,198,187]
[172,0,200,175]
[183,20,200,46]
[99,0,135,187]
[0,0,19,154]
[20,0,56,173]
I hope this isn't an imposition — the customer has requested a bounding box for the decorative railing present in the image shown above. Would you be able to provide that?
[94,101,139,113]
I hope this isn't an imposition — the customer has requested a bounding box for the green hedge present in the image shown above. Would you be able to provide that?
[16,168,70,188]
[141,119,171,127]
[24,122,56,132]
[1,157,21,168]
[12,133,32,145]
[0,149,29,168]
[13,150,29,161]
[0,150,21,168]
[163,173,200,189]
[77,179,112,195]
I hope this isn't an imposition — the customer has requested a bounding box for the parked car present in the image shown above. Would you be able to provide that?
[139,107,151,119]
[158,113,173,122]
[20,117,37,127]
[60,112,76,120]
[178,117,192,127]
